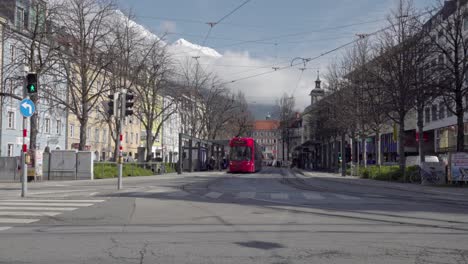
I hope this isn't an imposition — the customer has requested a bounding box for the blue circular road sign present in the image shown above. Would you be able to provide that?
[19,98,36,117]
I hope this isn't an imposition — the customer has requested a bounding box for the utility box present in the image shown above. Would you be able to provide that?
[77,151,93,180]
[49,150,77,180]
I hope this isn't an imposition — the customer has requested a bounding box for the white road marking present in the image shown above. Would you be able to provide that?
[270,193,289,200]
[0,206,77,211]
[0,202,93,207]
[28,189,95,195]
[0,218,39,224]
[302,192,325,200]
[166,191,189,197]
[144,188,174,193]
[334,194,361,200]
[2,199,104,203]
[0,211,61,217]
[0,227,12,232]
[236,192,256,199]
[205,192,223,199]
[88,192,99,197]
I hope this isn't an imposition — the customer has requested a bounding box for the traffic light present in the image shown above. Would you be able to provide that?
[26,73,38,93]
[124,90,134,116]
[107,93,117,116]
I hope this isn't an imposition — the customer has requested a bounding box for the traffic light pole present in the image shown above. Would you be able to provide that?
[111,89,133,190]
[117,91,124,190]
[21,78,27,197]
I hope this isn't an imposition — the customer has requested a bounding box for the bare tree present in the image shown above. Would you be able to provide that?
[50,0,116,150]
[372,0,426,179]
[3,0,63,151]
[229,91,254,137]
[178,58,212,139]
[133,47,176,161]
[425,0,468,152]
[276,93,296,161]
[103,9,166,159]
[199,80,237,140]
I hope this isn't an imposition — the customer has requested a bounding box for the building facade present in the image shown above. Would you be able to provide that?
[0,0,68,157]
[251,119,281,161]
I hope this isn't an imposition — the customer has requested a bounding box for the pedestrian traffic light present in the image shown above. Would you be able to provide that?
[107,93,117,116]
[124,90,134,116]
[26,73,38,93]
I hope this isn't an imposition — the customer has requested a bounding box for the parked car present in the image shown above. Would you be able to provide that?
[406,155,440,166]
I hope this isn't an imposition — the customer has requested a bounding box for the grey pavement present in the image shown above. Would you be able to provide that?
[0,168,467,263]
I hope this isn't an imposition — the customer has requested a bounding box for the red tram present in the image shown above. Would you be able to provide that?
[228,137,262,173]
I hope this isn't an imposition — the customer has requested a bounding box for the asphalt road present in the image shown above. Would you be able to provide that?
[0,167,467,263]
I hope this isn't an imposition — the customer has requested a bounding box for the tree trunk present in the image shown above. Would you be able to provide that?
[363,136,367,168]
[350,134,355,176]
[341,132,346,176]
[334,138,339,171]
[112,119,120,160]
[146,131,153,162]
[356,138,360,176]
[79,100,88,150]
[456,96,464,152]
[79,120,87,151]
[417,106,425,163]
[377,131,382,166]
[29,93,39,151]
[398,116,406,182]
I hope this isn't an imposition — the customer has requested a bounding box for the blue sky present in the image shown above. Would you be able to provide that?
[118,0,434,58]
[116,0,439,108]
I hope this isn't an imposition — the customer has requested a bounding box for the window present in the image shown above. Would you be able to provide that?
[439,103,445,119]
[7,111,15,129]
[464,14,468,31]
[56,120,61,134]
[70,124,74,138]
[136,133,139,144]
[465,94,468,112]
[87,128,91,139]
[425,108,431,123]
[103,129,107,144]
[95,129,99,142]
[447,101,454,117]
[130,132,134,144]
[125,132,128,143]
[15,6,24,30]
[438,29,444,40]
[438,54,444,65]
[45,118,50,134]
[229,146,252,161]
[9,45,15,63]
[7,144,14,157]
[431,105,438,121]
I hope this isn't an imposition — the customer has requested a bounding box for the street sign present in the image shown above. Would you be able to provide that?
[19,98,35,117]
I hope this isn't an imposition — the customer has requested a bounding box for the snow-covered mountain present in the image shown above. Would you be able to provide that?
[170,38,222,58]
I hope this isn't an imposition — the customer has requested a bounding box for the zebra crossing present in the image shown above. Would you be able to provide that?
[0,199,105,232]
[136,187,366,202]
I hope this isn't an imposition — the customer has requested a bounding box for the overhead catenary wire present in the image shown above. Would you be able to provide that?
[192,0,253,73]
[219,8,435,86]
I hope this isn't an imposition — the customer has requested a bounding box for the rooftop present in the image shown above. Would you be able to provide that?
[253,120,280,130]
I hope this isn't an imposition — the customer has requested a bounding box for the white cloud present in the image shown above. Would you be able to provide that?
[159,20,177,33]
[169,39,318,110]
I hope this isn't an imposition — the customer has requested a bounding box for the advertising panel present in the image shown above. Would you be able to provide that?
[449,152,468,182]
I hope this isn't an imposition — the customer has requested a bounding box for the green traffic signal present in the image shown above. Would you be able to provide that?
[28,84,36,93]
[26,73,38,94]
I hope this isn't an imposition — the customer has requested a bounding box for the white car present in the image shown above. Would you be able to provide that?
[406,155,440,166]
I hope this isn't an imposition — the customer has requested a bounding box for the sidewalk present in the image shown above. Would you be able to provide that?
[293,168,468,198]
[0,171,226,190]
